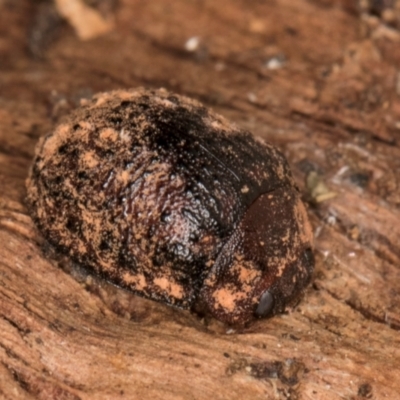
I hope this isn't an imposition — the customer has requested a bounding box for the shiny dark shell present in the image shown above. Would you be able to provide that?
[26,88,314,325]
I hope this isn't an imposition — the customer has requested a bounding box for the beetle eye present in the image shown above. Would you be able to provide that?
[255,290,274,317]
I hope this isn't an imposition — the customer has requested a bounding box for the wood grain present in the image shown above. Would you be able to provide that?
[1,0,399,398]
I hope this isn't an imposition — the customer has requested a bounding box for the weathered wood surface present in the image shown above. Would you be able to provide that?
[1,0,400,399]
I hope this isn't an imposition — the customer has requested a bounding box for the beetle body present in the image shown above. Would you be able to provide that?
[26,88,314,325]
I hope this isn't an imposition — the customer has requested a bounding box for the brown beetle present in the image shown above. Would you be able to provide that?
[26,88,314,325]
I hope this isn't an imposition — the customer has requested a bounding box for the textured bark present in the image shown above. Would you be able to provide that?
[1,0,400,399]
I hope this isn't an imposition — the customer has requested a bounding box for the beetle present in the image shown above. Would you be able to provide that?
[26,88,314,325]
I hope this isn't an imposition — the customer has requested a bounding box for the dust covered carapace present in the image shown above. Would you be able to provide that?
[26,88,314,325]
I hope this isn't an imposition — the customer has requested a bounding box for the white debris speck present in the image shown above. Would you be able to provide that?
[321,250,330,258]
[265,56,285,70]
[327,215,336,226]
[314,226,323,238]
[332,165,349,183]
[119,128,130,141]
[247,92,257,103]
[185,36,200,52]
